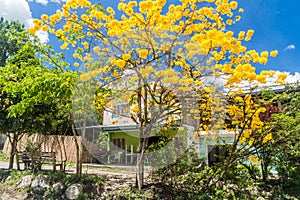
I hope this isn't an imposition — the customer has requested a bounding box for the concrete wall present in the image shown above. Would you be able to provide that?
[0,134,5,150]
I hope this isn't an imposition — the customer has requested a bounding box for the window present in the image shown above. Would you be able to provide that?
[207,145,229,167]
[112,104,129,119]
[112,138,125,150]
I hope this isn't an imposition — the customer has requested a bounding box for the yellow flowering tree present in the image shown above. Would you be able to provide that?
[225,93,273,167]
[30,0,285,188]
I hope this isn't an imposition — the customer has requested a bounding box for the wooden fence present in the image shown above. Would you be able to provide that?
[2,134,91,163]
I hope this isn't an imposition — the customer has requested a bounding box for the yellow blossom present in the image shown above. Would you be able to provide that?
[270,50,278,57]
[41,14,48,21]
[83,42,89,49]
[238,31,245,40]
[138,49,148,59]
[276,73,287,84]
[230,1,238,10]
[248,138,255,146]
[74,62,79,67]
[245,30,254,41]
[107,7,114,14]
[63,25,71,32]
[93,46,100,52]
[60,42,68,50]
[226,19,233,25]
[115,59,126,68]
[194,132,199,138]
[73,53,79,59]
[262,133,273,144]
[278,73,287,80]
[243,129,252,138]
[55,29,63,37]
[41,25,49,32]
[249,155,260,163]
[122,54,131,61]
[260,51,269,58]
[239,136,246,144]
[28,27,37,34]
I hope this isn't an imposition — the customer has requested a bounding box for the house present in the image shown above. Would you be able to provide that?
[77,104,188,165]
[197,84,300,167]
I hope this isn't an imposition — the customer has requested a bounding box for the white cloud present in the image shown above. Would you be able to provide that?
[35,0,48,5]
[221,71,300,94]
[28,0,67,5]
[35,30,49,43]
[285,72,300,84]
[50,0,67,4]
[284,44,296,51]
[0,0,49,43]
[0,0,32,27]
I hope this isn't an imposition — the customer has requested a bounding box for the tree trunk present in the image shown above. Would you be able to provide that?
[71,121,80,175]
[261,160,268,183]
[78,111,87,177]
[260,151,269,183]
[136,136,149,189]
[136,152,144,190]
[8,134,17,169]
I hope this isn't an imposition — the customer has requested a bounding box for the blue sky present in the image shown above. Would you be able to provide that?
[236,0,300,74]
[0,0,300,77]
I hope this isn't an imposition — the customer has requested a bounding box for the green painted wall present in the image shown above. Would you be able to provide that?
[109,127,182,153]
[110,131,139,152]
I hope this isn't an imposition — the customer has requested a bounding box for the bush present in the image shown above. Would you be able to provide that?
[148,150,271,199]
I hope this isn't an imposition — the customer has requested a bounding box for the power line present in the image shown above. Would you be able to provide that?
[249,0,265,28]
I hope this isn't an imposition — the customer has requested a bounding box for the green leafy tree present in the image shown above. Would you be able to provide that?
[263,86,300,186]
[0,43,76,169]
[0,17,31,67]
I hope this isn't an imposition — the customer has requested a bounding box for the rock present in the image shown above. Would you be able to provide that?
[52,182,65,195]
[6,176,11,181]
[17,175,33,189]
[31,174,50,193]
[227,183,238,190]
[65,183,83,200]
[0,191,28,200]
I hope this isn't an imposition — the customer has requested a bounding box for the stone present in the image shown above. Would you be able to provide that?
[65,183,83,200]
[52,182,65,195]
[6,176,11,181]
[17,175,33,189]
[31,174,50,193]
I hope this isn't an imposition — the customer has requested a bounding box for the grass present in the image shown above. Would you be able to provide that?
[0,150,9,162]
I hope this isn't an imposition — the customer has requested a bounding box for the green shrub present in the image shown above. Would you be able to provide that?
[76,192,89,200]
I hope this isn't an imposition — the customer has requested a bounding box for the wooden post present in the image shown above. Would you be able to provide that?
[125,145,128,165]
[131,145,133,164]
[16,152,20,170]
[53,153,56,171]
